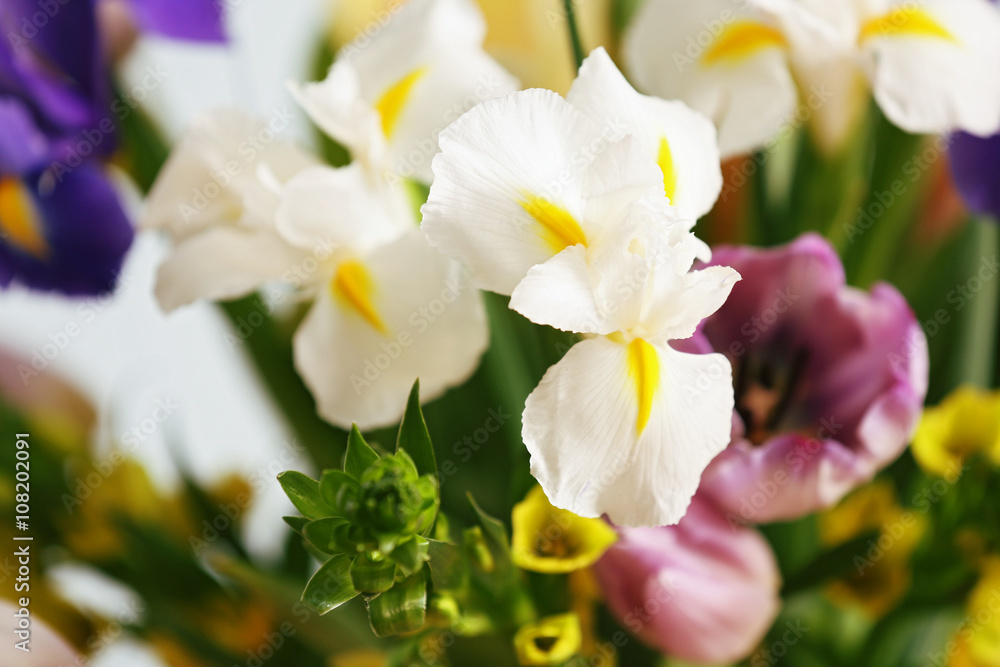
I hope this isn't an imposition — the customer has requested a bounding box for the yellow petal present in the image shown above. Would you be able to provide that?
[514,613,582,666]
[511,486,618,574]
[911,386,1000,478]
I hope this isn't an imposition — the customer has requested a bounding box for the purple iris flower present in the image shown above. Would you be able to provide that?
[689,234,929,525]
[948,0,999,221]
[950,132,1000,222]
[0,0,223,295]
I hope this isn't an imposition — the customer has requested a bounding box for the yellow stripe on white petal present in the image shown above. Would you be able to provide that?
[567,47,722,219]
[859,7,955,44]
[320,0,518,181]
[332,260,387,335]
[627,339,659,435]
[624,0,797,157]
[656,137,678,203]
[861,0,1000,136]
[523,337,734,527]
[294,230,488,430]
[374,66,429,139]
[0,178,48,259]
[520,194,588,253]
[423,89,611,295]
[701,21,787,66]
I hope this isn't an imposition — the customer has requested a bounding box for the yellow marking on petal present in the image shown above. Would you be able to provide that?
[332,260,387,334]
[627,338,660,436]
[519,194,587,254]
[859,7,956,43]
[374,66,429,139]
[657,136,678,203]
[701,21,786,67]
[0,177,49,259]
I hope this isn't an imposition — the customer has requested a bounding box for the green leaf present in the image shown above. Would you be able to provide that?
[320,470,361,513]
[396,381,437,478]
[391,536,428,577]
[350,552,397,594]
[346,424,379,479]
[302,554,359,615]
[467,493,513,574]
[282,516,310,537]
[781,530,881,596]
[303,518,355,555]
[366,571,427,637]
[426,539,467,591]
[277,471,330,520]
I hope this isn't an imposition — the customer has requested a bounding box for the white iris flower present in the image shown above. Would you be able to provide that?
[423,48,740,527]
[145,0,521,430]
[626,0,1000,155]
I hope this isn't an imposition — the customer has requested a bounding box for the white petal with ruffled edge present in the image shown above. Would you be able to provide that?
[143,108,317,238]
[154,227,307,312]
[293,229,488,430]
[291,0,517,181]
[275,163,412,256]
[624,0,798,157]
[567,48,722,220]
[422,89,606,294]
[523,337,734,527]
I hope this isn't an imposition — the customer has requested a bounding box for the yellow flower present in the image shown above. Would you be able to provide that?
[949,558,1000,667]
[912,386,1000,478]
[514,613,582,666]
[819,481,926,617]
[511,486,617,574]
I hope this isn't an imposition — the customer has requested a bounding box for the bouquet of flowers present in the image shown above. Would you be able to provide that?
[3,0,1000,665]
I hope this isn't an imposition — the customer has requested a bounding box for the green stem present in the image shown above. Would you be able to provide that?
[562,0,586,70]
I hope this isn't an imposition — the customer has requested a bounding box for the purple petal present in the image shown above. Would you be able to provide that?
[127,0,226,42]
[950,132,1000,221]
[0,99,52,172]
[0,165,133,295]
[694,234,928,523]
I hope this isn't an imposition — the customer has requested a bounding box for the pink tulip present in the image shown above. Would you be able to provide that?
[594,495,781,664]
[694,234,928,524]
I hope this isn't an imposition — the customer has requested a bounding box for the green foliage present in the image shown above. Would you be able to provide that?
[279,381,444,636]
